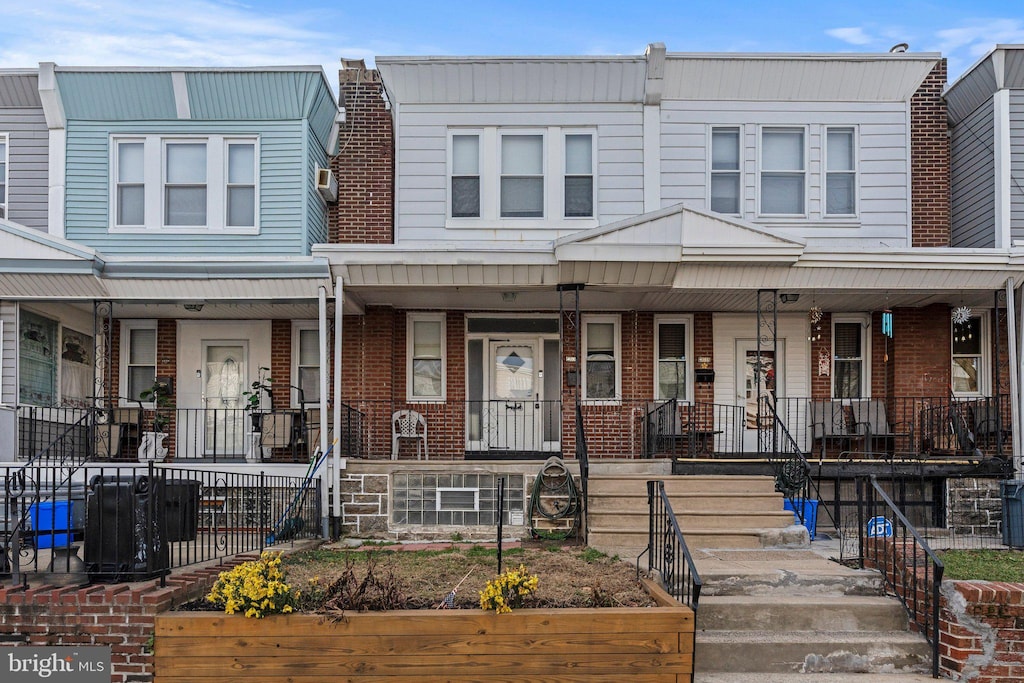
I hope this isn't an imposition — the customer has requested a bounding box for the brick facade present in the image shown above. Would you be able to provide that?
[329,66,393,244]
[891,304,950,398]
[910,60,950,248]
[941,581,1024,682]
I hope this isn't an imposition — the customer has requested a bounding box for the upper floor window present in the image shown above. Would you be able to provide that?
[952,314,987,396]
[500,134,544,218]
[760,127,805,216]
[0,134,7,219]
[655,317,692,400]
[451,134,480,218]
[825,128,857,216]
[111,135,258,232]
[833,318,868,399]
[408,313,446,401]
[564,134,593,217]
[583,315,620,402]
[447,127,596,226]
[710,127,741,214]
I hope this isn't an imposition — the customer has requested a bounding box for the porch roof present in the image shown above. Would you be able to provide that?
[0,220,333,302]
[317,204,1024,312]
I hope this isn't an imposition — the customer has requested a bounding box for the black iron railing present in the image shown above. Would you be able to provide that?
[575,402,589,542]
[2,462,320,586]
[643,479,701,657]
[858,475,944,679]
[642,399,743,458]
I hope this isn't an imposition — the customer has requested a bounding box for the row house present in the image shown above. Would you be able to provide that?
[1,65,343,483]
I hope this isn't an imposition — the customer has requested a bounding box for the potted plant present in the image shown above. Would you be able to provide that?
[242,367,273,432]
[138,380,173,462]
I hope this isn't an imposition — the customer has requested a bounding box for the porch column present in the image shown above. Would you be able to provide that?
[332,277,343,520]
[318,285,330,538]
[1010,278,1023,475]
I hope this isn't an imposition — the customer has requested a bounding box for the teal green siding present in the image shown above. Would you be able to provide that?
[57,72,177,120]
[64,120,309,255]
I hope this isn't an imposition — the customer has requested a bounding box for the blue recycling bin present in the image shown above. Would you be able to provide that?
[1001,480,1024,548]
[784,498,819,540]
[29,500,75,549]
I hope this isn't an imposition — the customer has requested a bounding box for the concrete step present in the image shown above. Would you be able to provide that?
[587,459,673,476]
[589,491,787,512]
[699,673,938,682]
[588,509,797,531]
[699,595,910,631]
[588,525,809,562]
[588,474,779,496]
[695,630,931,673]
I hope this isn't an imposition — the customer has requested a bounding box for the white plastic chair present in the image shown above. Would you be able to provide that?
[392,409,427,460]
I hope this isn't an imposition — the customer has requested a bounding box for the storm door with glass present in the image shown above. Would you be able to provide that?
[203,342,248,456]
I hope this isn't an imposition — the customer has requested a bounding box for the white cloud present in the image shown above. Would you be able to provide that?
[826,27,874,46]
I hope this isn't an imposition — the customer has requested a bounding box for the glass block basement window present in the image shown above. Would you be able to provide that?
[392,473,525,526]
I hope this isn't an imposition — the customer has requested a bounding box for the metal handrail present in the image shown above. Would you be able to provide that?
[642,479,701,661]
[767,403,840,534]
[574,402,589,542]
[858,475,944,678]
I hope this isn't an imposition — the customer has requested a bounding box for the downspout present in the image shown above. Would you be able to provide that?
[1009,278,1022,475]
[318,285,330,539]
[333,276,343,523]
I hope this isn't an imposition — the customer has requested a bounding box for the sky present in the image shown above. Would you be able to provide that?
[0,1,1022,89]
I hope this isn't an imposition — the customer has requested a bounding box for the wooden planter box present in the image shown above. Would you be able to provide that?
[154,579,694,682]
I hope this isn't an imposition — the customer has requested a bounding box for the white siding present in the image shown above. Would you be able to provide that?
[1012,91,1024,241]
[394,104,645,244]
[660,100,911,246]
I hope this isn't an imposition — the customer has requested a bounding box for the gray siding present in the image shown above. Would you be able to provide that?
[305,122,329,251]
[63,120,309,255]
[1012,91,1024,242]
[1,105,49,230]
[946,56,997,124]
[1,302,17,405]
[660,100,911,246]
[951,98,996,248]
[394,103,645,244]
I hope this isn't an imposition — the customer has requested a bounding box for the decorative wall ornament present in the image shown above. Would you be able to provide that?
[817,349,831,376]
[808,306,823,341]
[951,305,972,326]
[882,310,893,338]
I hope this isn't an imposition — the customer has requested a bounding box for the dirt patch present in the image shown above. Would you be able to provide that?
[281,540,654,611]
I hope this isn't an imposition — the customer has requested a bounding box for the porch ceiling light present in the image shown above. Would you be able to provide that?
[779,293,800,304]
[183,303,204,312]
[501,292,518,303]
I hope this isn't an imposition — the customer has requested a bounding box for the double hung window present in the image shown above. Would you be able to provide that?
[952,316,986,395]
[408,314,446,401]
[564,134,593,217]
[832,320,865,399]
[710,128,741,214]
[825,128,856,216]
[451,134,480,218]
[759,128,806,215]
[584,316,620,401]
[294,325,321,405]
[0,134,7,219]
[500,134,543,217]
[122,322,157,403]
[656,319,691,400]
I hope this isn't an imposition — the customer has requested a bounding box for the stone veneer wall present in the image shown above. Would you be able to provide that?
[947,478,1003,537]
[339,471,390,537]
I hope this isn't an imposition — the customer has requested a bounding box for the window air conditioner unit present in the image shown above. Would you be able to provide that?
[316,167,338,203]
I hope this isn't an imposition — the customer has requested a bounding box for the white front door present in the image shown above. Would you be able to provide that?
[203,342,248,455]
[488,341,539,451]
[736,339,786,452]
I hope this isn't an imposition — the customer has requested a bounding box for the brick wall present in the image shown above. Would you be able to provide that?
[940,581,1024,682]
[329,65,393,244]
[892,304,950,398]
[910,60,950,248]
[155,320,177,459]
[0,561,244,683]
[269,320,291,409]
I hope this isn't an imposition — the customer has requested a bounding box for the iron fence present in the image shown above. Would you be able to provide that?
[857,475,944,678]
[1,462,320,586]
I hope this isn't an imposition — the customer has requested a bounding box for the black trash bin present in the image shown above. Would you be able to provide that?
[84,475,169,581]
[1001,480,1024,548]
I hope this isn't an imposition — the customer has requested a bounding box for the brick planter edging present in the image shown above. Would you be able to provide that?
[0,555,256,683]
[940,579,1024,683]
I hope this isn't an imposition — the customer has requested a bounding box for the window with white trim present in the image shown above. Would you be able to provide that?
[825,127,856,216]
[655,318,692,400]
[447,127,596,224]
[451,133,480,218]
[564,133,593,217]
[0,134,8,219]
[710,127,740,214]
[759,127,805,215]
[832,318,868,399]
[952,314,987,396]
[583,316,620,401]
[292,323,320,406]
[408,313,446,401]
[111,135,257,231]
[121,321,157,404]
[500,133,543,218]
[19,310,58,405]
